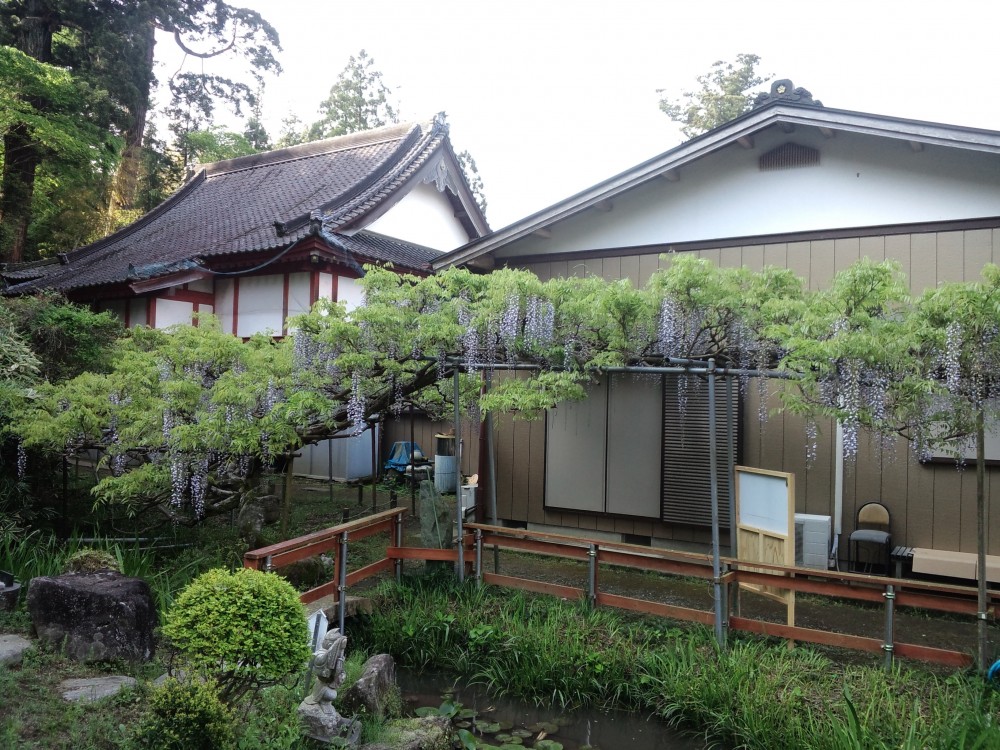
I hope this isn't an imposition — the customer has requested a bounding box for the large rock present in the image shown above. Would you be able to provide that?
[339,654,399,719]
[26,572,156,663]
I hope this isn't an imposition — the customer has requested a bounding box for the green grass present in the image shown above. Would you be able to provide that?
[352,576,1000,750]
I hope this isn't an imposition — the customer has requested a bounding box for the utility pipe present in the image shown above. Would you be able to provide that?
[831,420,844,569]
[453,368,464,583]
[708,359,725,648]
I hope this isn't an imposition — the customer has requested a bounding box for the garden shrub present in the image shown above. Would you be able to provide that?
[63,547,120,573]
[162,568,311,704]
[129,677,236,750]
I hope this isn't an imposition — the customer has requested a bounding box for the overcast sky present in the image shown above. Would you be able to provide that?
[154,0,1000,229]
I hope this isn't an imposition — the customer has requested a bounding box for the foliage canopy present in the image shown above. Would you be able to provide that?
[659,53,771,139]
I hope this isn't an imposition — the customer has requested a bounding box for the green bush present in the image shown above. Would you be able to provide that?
[162,568,311,704]
[130,678,236,750]
[63,547,120,573]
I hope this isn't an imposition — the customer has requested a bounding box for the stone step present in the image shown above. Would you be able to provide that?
[60,675,136,702]
[0,634,32,667]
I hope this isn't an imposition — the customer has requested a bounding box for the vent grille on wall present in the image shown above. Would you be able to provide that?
[759,143,820,171]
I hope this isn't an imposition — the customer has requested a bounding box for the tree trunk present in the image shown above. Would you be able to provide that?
[104,22,156,230]
[0,0,55,263]
[0,124,42,263]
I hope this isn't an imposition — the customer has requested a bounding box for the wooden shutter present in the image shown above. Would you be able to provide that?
[661,375,740,527]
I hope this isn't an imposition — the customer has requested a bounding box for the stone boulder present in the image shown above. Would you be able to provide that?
[339,654,399,719]
[27,571,156,663]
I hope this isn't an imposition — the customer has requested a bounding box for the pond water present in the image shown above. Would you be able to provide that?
[397,669,708,750]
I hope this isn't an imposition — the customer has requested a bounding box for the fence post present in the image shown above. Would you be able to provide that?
[474,528,483,585]
[394,511,403,584]
[883,582,896,670]
[587,544,598,608]
[338,531,349,634]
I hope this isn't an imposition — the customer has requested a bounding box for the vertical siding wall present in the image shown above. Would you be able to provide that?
[511,227,1000,554]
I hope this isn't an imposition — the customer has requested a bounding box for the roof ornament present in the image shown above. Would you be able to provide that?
[432,111,450,133]
[309,210,324,236]
[752,79,823,109]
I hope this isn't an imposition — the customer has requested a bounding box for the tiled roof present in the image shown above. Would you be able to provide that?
[335,231,438,272]
[4,120,451,294]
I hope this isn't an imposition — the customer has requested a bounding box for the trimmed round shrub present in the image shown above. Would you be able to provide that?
[162,568,310,703]
[130,678,236,750]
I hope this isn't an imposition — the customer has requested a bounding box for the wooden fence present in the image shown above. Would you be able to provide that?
[245,510,996,669]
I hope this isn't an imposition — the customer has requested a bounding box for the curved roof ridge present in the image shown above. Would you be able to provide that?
[325,117,449,230]
[199,120,430,177]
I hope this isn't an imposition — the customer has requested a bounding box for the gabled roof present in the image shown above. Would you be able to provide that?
[4,116,488,295]
[434,95,1000,271]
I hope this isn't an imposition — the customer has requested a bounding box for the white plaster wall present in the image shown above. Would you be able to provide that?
[365,181,467,250]
[216,278,235,333]
[317,272,334,301]
[187,278,213,293]
[496,128,1000,259]
[236,275,283,337]
[287,273,311,317]
[155,298,194,328]
[128,298,147,328]
[338,276,364,312]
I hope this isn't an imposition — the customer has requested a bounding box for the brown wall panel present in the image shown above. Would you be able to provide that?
[638,254,660,285]
[834,237,861,274]
[883,234,911,278]
[936,231,964,286]
[909,233,937,293]
[958,468,978,553]
[785,241,811,284]
[620,256,640,286]
[742,245,764,271]
[932,468,963,551]
[905,453,935,549]
[964,229,992,280]
[494,227,1000,557]
[718,246,742,269]
[699,248,721,266]
[860,235,885,263]
[763,243,787,268]
[809,239,835,290]
[601,256,622,282]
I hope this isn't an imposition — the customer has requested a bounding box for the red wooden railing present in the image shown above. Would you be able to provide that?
[245,511,995,669]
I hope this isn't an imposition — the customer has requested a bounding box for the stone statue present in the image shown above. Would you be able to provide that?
[299,627,361,745]
[304,627,347,711]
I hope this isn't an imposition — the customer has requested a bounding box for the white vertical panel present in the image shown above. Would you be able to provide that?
[338,276,364,312]
[317,272,334,301]
[236,275,283,337]
[187,278,213,293]
[216,278,235,333]
[544,380,607,512]
[287,272,311,316]
[606,375,662,517]
[128,298,148,328]
[155,298,194,328]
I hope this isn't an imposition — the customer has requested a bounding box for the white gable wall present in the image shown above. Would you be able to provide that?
[366,181,467,251]
[496,127,1000,259]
